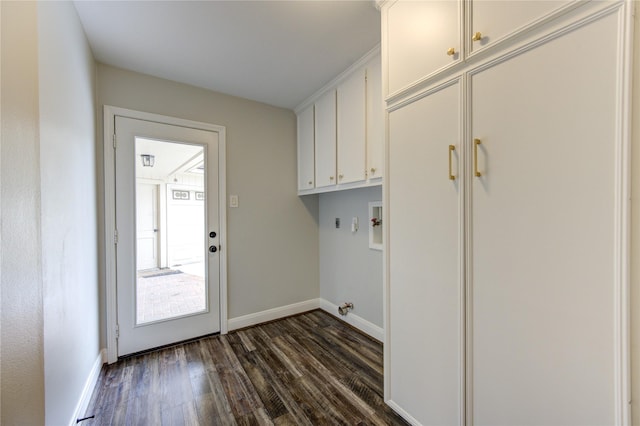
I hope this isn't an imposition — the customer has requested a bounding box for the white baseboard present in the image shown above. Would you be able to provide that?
[386,399,422,426]
[68,349,106,426]
[226,298,385,343]
[319,298,384,342]
[227,298,320,331]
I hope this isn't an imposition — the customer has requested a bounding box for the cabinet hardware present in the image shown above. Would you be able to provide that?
[474,138,482,177]
[308,181,313,185]
[339,174,344,180]
[448,145,456,180]
[472,31,483,42]
[330,176,334,181]
[447,47,456,56]
[370,167,377,174]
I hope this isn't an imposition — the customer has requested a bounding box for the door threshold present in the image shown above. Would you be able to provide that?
[117,332,220,361]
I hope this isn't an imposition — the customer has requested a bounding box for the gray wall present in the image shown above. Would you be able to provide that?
[1,2,45,423]
[319,186,383,328]
[38,3,100,424]
[1,2,100,424]
[95,64,319,345]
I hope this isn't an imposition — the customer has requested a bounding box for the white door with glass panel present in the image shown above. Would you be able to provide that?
[115,116,221,356]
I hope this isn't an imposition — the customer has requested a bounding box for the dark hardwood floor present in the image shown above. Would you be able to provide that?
[83,310,408,425]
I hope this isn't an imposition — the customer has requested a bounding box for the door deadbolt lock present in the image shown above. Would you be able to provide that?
[209,245,218,253]
[209,231,217,238]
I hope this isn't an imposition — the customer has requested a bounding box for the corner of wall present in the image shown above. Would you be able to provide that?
[37,2,101,424]
[319,298,384,342]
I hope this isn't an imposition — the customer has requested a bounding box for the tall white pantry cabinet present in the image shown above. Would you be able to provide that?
[382,1,633,425]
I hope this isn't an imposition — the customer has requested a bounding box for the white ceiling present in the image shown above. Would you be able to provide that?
[73,1,381,110]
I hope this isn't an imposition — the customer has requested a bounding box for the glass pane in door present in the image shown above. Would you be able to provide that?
[134,137,207,325]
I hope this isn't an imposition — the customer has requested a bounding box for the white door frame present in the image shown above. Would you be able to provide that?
[103,105,228,364]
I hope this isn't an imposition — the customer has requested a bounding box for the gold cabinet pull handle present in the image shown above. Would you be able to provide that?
[448,145,456,180]
[472,32,483,42]
[474,138,482,177]
[447,47,456,56]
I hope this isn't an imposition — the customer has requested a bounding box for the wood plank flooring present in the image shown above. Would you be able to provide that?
[83,310,408,425]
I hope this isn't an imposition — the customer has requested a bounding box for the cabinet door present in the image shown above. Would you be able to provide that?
[470,10,621,425]
[469,0,571,54]
[388,81,462,425]
[337,68,366,185]
[297,105,315,191]
[314,90,336,188]
[366,57,384,180]
[385,0,461,96]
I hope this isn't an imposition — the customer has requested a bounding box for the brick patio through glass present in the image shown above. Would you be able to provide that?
[136,269,206,324]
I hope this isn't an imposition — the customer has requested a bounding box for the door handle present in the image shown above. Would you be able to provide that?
[474,138,482,177]
[448,145,456,180]
[209,245,218,253]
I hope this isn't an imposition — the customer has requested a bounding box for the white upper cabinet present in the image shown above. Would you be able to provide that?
[296,50,383,195]
[366,58,384,180]
[469,0,573,55]
[385,0,461,96]
[314,89,337,188]
[337,68,367,185]
[296,104,315,191]
[383,0,579,98]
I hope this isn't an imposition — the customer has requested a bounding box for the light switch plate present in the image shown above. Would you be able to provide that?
[230,195,238,208]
